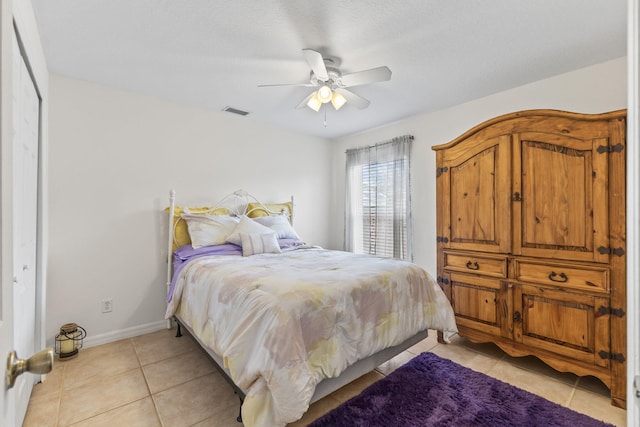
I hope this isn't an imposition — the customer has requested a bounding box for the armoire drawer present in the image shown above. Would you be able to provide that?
[513,259,609,293]
[443,251,507,278]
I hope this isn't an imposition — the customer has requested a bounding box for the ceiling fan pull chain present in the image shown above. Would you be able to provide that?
[324,105,328,127]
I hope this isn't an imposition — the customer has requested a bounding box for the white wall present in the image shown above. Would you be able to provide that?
[330,57,627,275]
[46,75,333,346]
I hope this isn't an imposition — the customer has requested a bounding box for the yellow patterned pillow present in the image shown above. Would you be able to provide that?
[246,202,293,222]
[165,206,230,251]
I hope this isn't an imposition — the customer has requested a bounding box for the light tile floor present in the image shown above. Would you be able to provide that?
[23,328,627,427]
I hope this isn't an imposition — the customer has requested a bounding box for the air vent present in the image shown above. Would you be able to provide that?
[222,106,249,116]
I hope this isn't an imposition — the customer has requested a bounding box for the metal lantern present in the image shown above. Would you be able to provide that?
[54,323,86,360]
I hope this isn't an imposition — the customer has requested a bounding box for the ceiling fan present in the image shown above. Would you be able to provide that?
[259,49,392,112]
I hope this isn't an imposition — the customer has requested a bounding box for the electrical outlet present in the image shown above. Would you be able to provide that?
[101,298,113,313]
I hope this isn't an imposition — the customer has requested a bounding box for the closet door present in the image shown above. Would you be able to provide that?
[439,134,511,254]
[512,131,609,263]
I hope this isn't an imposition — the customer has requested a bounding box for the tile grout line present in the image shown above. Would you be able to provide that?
[132,336,166,427]
[54,359,66,427]
[56,354,152,427]
[61,338,152,426]
[565,377,580,407]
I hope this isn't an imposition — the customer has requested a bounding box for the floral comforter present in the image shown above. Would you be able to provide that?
[165,247,457,427]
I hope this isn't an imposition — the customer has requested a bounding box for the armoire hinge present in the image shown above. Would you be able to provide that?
[597,246,625,257]
[598,306,625,317]
[436,166,449,177]
[596,143,624,153]
[598,350,625,363]
[436,236,449,243]
[437,276,450,285]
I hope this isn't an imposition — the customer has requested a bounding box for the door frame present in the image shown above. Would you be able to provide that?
[626,0,639,425]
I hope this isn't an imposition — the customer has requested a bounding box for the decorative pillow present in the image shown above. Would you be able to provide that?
[165,205,230,251]
[239,232,281,256]
[226,215,274,246]
[253,214,301,240]
[182,214,240,249]
[247,202,292,221]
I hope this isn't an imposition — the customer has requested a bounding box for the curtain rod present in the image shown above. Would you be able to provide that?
[345,134,414,154]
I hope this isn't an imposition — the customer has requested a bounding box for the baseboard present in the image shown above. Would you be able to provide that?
[80,320,170,349]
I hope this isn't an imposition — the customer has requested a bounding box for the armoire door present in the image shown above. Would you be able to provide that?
[513,284,611,372]
[439,134,511,254]
[512,131,609,263]
[447,272,512,339]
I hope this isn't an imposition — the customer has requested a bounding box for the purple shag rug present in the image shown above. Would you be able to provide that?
[309,352,614,427]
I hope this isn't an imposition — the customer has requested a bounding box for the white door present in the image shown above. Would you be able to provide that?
[0,1,17,422]
[0,25,42,426]
[11,32,40,427]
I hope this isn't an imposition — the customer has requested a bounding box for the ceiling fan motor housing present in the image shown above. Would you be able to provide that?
[310,65,343,89]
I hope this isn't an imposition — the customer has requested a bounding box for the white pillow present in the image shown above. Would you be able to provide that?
[226,215,274,246]
[183,214,240,248]
[240,232,281,256]
[253,214,301,240]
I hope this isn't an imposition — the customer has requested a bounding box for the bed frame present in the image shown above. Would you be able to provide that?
[165,189,432,423]
[174,317,428,422]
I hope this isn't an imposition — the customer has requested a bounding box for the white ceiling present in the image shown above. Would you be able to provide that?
[30,0,627,139]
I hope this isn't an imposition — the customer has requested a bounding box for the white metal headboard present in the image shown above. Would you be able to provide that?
[165,189,295,326]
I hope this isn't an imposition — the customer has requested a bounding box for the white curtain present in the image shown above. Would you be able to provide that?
[345,135,413,261]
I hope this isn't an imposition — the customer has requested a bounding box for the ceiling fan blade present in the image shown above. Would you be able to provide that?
[302,49,328,81]
[339,66,392,87]
[296,92,315,109]
[258,83,315,87]
[334,88,370,109]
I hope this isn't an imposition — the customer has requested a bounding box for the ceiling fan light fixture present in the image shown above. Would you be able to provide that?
[317,85,333,103]
[261,49,391,113]
[306,92,322,112]
[331,91,347,110]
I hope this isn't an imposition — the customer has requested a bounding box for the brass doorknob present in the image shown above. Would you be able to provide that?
[6,348,53,389]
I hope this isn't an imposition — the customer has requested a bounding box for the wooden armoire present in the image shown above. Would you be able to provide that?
[432,110,626,407]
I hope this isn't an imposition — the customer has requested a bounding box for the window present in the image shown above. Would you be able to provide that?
[345,135,413,261]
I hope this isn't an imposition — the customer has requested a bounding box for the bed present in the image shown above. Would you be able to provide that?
[164,189,457,427]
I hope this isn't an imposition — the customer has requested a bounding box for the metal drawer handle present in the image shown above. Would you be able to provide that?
[548,271,568,282]
[466,261,479,270]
